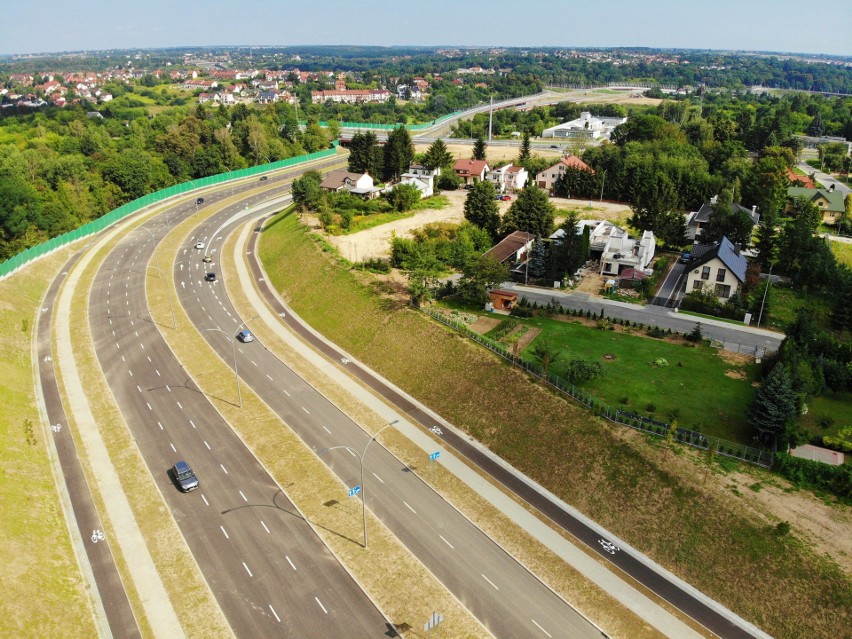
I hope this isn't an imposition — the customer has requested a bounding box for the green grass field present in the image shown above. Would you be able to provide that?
[519,317,758,443]
[258,210,852,639]
[831,240,852,267]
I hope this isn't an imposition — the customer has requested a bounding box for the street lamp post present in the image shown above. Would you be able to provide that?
[756,262,775,328]
[320,419,399,548]
[205,328,241,407]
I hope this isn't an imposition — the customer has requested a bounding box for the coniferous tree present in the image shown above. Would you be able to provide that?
[517,131,531,167]
[472,136,487,161]
[748,364,797,448]
[463,180,500,239]
[422,139,453,171]
[383,126,415,182]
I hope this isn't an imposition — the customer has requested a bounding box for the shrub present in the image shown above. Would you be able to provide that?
[646,403,657,413]
[565,359,605,384]
[773,452,852,499]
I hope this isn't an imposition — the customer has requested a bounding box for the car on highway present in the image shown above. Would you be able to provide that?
[236,329,254,343]
[259,175,268,181]
[195,241,205,250]
[205,272,217,282]
[550,144,560,149]
[172,461,199,492]
[195,197,204,205]
[202,255,212,263]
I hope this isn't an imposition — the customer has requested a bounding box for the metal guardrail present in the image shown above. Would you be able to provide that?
[422,307,773,468]
[0,147,337,280]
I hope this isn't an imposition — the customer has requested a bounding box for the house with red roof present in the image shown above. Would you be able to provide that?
[453,159,490,185]
[535,155,594,191]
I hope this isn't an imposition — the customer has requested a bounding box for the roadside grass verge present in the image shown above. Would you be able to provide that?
[518,315,759,443]
[61,206,231,638]
[0,249,97,639]
[333,194,450,235]
[258,210,852,639]
[764,284,834,332]
[150,209,489,638]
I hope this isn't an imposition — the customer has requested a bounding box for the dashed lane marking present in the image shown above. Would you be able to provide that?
[315,597,327,614]
[285,556,296,571]
[269,605,281,623]
[220,525,229,539]
[261,521,270,534]
[243,562,253,577]
[440,535,454,549]
[403,501,416,514]
[220,464,228,475]
[482,574,499,590]
[372,472,383,484]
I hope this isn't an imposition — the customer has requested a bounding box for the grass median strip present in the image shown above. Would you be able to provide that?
[257,209,852,639]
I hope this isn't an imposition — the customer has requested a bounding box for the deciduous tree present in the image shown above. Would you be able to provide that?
[463,180,500,239]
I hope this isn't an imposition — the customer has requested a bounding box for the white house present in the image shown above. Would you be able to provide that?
[399,174,434,198]
[320,171,380,199]
[486,164,528,193]
[551,220,655,276]
[541,111,627,140]
[683,236,748,302]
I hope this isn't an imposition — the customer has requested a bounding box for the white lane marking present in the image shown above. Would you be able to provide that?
[285,556,296,571]
[403,501,416,514]
[147,356,152,362]
[136,385,142,393]
[204,440,210,450]
[176,401,182,409]
[220,464,228,475]
[201,494,209,506]
[322,425,331,434]
[128,369,133,377]
[347,448,357,457]
[265,374,273,381]
[134,331,138,337]
[531,619,552,637]
[261,521,270,534]
[139,343,144,350]
[243,562,253,577]
[282,389,290,397]
[239,490,248,502]
[301,406,309,414]
[121,355,125,362]
[189,420,196,429]
[157,421,163,430]
[250,360,258,367]
[220,525,229,539]
[315,597,327,614]
[170,443,176,453]
[166,385,172,393]
[155,369,160,377]
[482,574,499,590]
[439,535,454,549]
[269,604,281,623]
[372,472,384,484]
[146,402,152,410]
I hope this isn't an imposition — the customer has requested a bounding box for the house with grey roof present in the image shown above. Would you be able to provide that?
[686,196,760,241]
[683,236,748,303]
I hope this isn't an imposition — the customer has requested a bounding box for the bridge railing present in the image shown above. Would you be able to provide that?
[0,147,337,280]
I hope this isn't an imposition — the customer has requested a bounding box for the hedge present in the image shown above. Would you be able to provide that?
[773,452,852,500]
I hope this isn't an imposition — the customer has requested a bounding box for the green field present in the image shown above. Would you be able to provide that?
[258,210,852,639]
[519,317,758,443]
[831,240,852,268]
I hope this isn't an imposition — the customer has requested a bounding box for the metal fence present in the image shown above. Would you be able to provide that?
[422,307,773,468]
[0,147,337,280]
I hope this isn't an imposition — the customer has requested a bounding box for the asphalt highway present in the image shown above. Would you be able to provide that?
[176,205,606,638]
[86,163,391,637]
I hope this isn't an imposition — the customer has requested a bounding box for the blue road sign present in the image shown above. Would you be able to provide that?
[429,451,441,461]
[348,485,361,497]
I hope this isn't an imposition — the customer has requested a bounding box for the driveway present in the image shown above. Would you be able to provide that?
[796,161,851,197]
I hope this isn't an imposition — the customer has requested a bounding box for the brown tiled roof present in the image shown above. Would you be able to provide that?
[320,171,367,190]
[483,231,535,264]
[453,159,489,175]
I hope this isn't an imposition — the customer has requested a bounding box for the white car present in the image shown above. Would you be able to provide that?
[237,329,254,343]
[195,241,205,250]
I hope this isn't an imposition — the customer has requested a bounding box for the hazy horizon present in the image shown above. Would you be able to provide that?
[1,0,850,58]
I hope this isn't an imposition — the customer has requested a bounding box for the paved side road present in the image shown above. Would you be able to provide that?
[503,283,784,357]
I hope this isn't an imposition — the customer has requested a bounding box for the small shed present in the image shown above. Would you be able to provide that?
[618,268,646,289]
[488,289,518,311]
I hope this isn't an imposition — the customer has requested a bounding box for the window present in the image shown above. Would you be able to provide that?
[701,266,711,280]
[693,280,703,290]
[714,284,731,298]
[716,268,727,282]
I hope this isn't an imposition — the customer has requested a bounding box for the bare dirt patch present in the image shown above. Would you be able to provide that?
[725,370,747,380]
[515,326,540,351]
[468,316,502,334]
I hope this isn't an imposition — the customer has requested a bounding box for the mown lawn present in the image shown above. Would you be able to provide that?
[258,210,852,639]
[519,317,758,443]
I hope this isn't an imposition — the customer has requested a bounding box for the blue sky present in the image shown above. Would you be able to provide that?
[1,0,850,57]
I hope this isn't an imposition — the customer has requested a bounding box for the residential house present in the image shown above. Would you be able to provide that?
[535,155,594,192]
[483,230,535,267]
[319,171,380,199]
[486,164,528,193]
[686,196,760,241]
[256,90,279,105]
[398,164,440,198]
[786,187,846,225]
[683,236,747,303]
[310,89,392,104]
[550,220,655,276]
[453,159,490,186]
[541,111,627,140]
[785,167,814,188]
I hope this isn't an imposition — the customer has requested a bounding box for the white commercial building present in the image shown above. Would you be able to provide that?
[541,111,627,140]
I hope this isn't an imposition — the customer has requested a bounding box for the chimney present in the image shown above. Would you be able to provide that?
[734,243,741,255]
[752,205,757,213]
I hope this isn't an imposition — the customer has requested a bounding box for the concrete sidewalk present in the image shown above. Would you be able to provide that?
[232,220,722,639]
